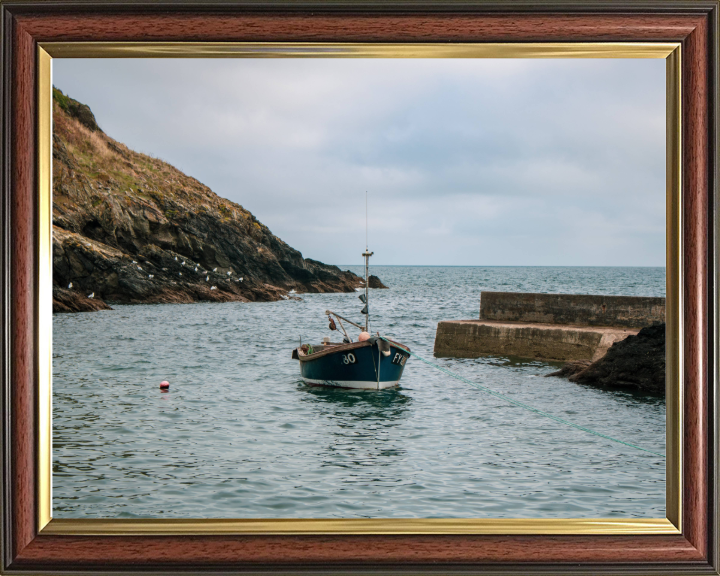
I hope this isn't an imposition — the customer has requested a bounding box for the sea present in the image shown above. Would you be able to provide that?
[52,266,666,519]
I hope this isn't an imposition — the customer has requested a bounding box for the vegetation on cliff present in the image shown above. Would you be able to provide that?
[52,88,362,312]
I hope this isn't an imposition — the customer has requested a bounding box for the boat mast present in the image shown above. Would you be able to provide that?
[362,192,373,332]
[362,248,372,331]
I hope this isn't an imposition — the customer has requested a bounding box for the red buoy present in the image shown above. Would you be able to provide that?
[160,380,170,390]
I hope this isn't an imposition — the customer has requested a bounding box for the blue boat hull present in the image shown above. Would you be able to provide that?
[295,340,409,390]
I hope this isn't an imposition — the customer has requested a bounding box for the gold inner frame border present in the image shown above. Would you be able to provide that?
[37,41,682,536]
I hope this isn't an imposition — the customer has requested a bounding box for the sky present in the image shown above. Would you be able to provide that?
[53,58,666,267]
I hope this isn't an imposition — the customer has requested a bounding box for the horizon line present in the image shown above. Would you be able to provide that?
[335,264,667,268]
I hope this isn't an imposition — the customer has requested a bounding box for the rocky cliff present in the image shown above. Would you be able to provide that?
[52,88,362,312]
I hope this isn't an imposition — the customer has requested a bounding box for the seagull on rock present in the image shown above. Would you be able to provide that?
[68,282,72,289]
[88,292,94,298]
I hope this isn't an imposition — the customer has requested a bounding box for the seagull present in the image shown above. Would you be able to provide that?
[67,282,72,289]
[174,256,178,261]
[137,266,142,270]
[210,286,217,290]
[181,261,185,266]
[149,274,154,279]
[227,271,232,275]
[206,276,209,281]
[88,292,94,298]
[132,260,137,264]
[179,272,182,276]
[195,267,198,272]
[213,268,217,272]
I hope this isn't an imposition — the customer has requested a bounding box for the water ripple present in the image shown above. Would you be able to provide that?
[53,266,665,518]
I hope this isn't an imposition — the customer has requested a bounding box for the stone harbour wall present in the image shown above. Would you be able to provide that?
[479,292,665,328]
[434,292,666,362]
[433,320,638,362]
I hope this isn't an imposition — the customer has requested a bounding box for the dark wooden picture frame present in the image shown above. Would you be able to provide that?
[1,2,718,573]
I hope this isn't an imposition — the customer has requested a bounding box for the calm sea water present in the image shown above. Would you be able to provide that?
[53,266,666,519]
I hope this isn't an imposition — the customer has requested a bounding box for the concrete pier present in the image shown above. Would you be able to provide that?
[479,292,665,328]
[434,292,665,362]
[434,320,639,362]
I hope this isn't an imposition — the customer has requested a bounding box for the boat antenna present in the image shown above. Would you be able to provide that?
[361,192,373,332]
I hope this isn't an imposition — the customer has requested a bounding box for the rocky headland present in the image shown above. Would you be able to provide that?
[52,88,365,312]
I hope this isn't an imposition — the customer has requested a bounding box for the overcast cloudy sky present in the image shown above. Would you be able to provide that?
[54,58,665,267]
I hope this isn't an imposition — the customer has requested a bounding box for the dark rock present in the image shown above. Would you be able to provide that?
[545,360,592,379]
[566,324,665,395]
[53,287,112,313]
[51,89,363,310]
[53,87,101,132]
[368,275,388,289]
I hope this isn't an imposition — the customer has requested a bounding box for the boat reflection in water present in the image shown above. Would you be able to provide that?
[301,385,412,418]
[299,385,413,471]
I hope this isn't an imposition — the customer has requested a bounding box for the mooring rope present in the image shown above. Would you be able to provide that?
[379,336,665,459]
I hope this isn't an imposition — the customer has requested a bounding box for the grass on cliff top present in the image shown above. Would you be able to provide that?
[53,87,72,112]
[53,89,267,234]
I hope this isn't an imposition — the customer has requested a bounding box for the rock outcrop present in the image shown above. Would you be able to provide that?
[367,274,388,289]
[545,360,592,379]
[53,287,113,313]
[52,88,363,312]
[548,324,665,396]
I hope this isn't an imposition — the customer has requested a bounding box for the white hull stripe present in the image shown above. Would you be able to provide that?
[302,378,399,390]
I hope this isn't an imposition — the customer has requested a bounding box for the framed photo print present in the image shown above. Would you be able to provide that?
[0,2,717,574]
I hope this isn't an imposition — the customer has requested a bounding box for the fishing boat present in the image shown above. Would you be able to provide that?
[291,247,411,390]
